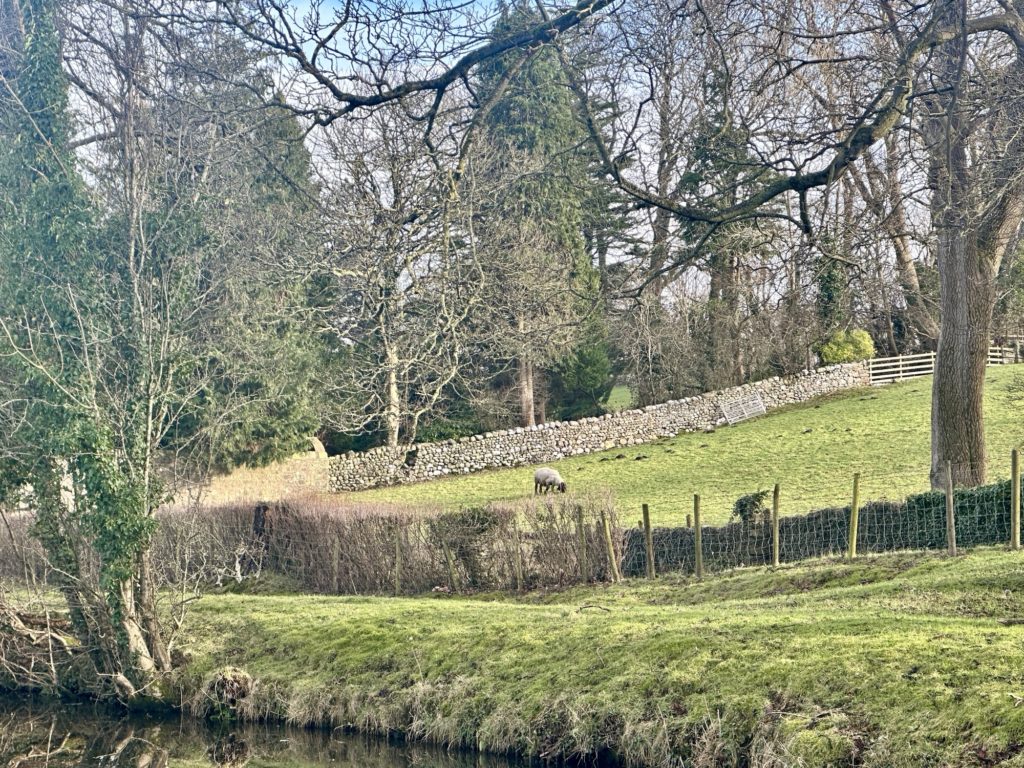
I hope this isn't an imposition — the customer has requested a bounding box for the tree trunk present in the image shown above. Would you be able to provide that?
[707,250,740,389]
[926,1,1024,489]
[384,345,401,447]
[595,231,609,292]
[927,83,990,490]
[929,228,994,489]
[646,72,677,297]
[519,357,535,427]
[877,267,900,355]
[138,549,172,673]
[874,137,939,345]
[117,578,158,680]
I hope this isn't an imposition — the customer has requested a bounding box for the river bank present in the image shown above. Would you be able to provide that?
[170,548,1024,767]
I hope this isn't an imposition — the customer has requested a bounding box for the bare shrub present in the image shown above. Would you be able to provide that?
[517,491,620,587]
[264,499,445,594]
[0,509,45,583]
[2,492,623,599]
[146,492,620,596]
[152,503,264,590]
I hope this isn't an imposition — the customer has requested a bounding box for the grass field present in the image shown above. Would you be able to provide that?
[180,547,1024,767]
[606,383,634,412]
[343,368,1024,525]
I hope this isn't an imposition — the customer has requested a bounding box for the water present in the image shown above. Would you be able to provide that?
[0,696,527,768]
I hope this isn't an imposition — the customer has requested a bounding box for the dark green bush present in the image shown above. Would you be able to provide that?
[732,490,771,525]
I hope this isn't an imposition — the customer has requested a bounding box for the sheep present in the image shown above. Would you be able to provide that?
[534,467,567,495]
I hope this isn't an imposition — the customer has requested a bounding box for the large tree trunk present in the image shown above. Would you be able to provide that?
[927,2,1024,489]
[926,25,989,490]
[706,250,741,389]
[929,222,995,489]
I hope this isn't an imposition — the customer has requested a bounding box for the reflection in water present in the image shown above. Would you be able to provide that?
[0,697,527,768]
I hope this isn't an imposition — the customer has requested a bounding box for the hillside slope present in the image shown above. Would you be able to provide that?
[345,368,1024,525]
[182,548,1024,767]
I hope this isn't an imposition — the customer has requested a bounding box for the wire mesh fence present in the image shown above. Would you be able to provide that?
[621,455,1022,577]
[1,450,1022,596]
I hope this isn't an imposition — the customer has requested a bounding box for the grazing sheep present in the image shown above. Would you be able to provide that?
[534,467,567,495]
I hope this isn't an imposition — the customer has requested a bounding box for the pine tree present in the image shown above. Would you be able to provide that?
[150,81,326,472]
[475,3,610,425]
[677,64,767,389]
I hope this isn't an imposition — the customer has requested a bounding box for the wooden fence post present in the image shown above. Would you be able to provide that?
[1012,448,1021,551]
[772,483,781,568]
[686,513,692,529]
[693,494,704,580]
[600,511,621,583]
[642,503,656,579]
[847,473,861,560]
[394,525,402,595]
[575,506,589,582]
[945,461,957,556]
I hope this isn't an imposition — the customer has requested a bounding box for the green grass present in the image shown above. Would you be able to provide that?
[179,547,1024,767]
[343,368,1024,525]
[606,383,634,412]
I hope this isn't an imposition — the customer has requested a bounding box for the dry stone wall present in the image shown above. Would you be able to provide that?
[328,362,871,492]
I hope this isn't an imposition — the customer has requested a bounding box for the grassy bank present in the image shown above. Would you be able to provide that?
[345,369,1024,525]
[179,547,1024,767]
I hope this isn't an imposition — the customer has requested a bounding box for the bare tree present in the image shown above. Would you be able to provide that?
[565,0,1024,486]
[476,213,588,427]
[318,104,486,446]
[849,134,939,346]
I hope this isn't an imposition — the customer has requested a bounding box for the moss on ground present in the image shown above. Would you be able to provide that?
[178,547,1024,767]
[343,369,1024,525]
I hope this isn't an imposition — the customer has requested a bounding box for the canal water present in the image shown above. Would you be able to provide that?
[0,696,527,768]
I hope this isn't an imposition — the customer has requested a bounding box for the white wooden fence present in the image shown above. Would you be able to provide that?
[868,346,1021,385]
